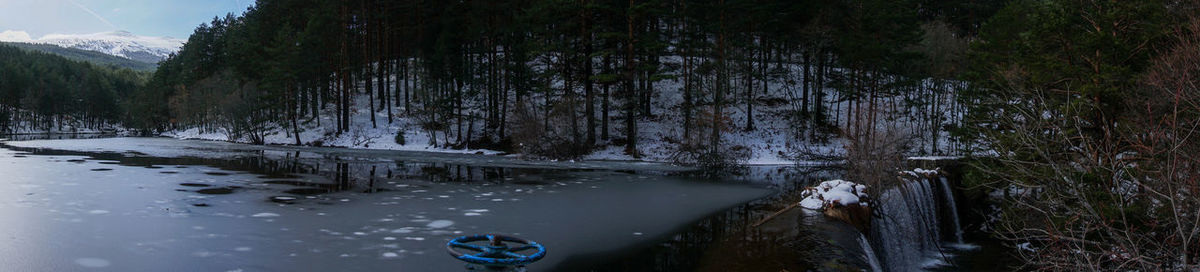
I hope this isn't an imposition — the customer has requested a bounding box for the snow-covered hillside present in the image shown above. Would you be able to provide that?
[160,56,963,165]
[0,30,182,63]
[161,94,505,156]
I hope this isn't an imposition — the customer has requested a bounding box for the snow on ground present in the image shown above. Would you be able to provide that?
[580,56,962,165]
[902,168,941,178]
[580,56,845,165]
[1,117,125,135]
[161,94,502,156]
[907,156,963,161]
[799,179,869,210]
[157,55,962,165]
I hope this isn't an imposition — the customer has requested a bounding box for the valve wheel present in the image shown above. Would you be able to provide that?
[447,234,546,267]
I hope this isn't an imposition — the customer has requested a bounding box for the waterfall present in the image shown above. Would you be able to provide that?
[914,180,940,249]
[938,176,964,243]
[859,233,884,272]
[870,175,954,271]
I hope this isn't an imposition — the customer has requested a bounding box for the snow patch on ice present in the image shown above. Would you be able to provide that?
[74,257,111,268]
[426,220,454,229]
[251,213,280,218]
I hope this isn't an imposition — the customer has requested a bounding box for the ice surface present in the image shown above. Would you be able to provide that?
[0,139,770,271]
[425,220,453,229]
[74,258,111,268]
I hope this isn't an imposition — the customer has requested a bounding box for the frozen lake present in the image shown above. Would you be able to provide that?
[0,137,774,271]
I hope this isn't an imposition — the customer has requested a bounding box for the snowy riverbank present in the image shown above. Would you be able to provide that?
[160,95,504,156]
[1,118,126,136]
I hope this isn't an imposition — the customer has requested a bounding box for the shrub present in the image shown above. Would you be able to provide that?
[509,100,589,159]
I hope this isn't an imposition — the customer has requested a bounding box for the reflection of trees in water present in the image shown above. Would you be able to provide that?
[184,152,549,194]
[305,159,549,193]
[559,167,847,271]
[7,144,560,196]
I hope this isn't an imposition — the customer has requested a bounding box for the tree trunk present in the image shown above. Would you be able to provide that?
[582,2,595,147]
[602,53,611,141]
[682,36,693,141]
[802,50,810,119]
[624,0,639,158]
[291,82,302,146]
[713,0,726,152]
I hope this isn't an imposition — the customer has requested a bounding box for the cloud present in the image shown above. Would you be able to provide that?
[0,30,34,42]
[64,0,119,30]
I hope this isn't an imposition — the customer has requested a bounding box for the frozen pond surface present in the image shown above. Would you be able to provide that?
[0,138,770,271]
[6,137,695,172]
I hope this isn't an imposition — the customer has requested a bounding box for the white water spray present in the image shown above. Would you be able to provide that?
[938,177,964,243]
[859,233,884,272]
[871,175,954,271]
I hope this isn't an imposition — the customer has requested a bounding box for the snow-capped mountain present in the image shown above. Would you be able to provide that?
[0,30,183,63]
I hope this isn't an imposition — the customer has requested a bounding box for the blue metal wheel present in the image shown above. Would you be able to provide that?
[447,234,546,267]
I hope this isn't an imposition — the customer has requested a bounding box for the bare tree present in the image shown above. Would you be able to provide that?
[971,18,1200,267]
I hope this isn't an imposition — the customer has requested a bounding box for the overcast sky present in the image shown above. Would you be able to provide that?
[0,0,254,38]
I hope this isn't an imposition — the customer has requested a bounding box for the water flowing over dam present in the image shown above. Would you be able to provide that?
[867,172,965,271]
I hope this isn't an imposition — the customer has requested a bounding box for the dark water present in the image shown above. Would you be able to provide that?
[0,137,777,271]
[564,167,857,272]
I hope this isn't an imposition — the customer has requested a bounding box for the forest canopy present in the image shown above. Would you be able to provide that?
[129,0,998,162]
[0,44,145,134]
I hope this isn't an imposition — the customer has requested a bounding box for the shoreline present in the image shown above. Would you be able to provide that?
[3,135,961,168]
[0,131,118,136]
[1,137,700,172]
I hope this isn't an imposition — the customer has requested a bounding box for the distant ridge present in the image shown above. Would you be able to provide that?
[1,41,157,71]
[0,30,183,64]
